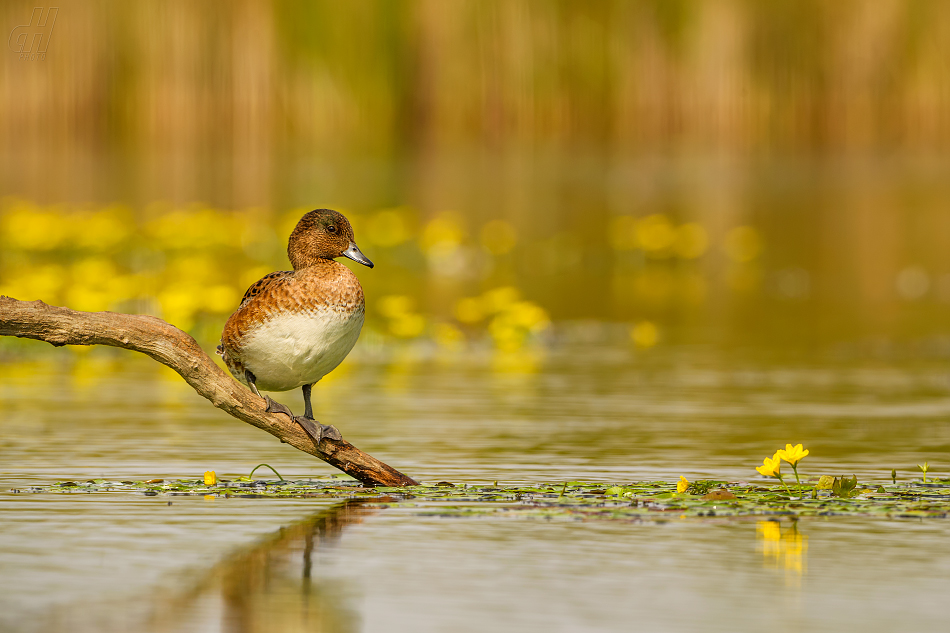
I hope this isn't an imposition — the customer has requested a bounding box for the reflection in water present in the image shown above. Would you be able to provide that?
[4,346,950,485]
[3,347,950,631]
[757,519,808,583]
[147,499,381,633]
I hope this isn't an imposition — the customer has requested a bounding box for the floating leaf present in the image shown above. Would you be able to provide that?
[831,475,859,498]
[702,489,737,501]
[687,480,721,495]
[19,478,950,521]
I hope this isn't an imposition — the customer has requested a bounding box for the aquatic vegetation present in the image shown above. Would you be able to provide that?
[677,476,689,494]
[0,199,561,354]
[0,197,790,357]
[455,286,550,352]
[755,452,793,496]
[630,321,660,349]
[610,215,708,260]
[752,444,940,502]
[777,443,809,488]
[12,443,947,520]
[755,453,782,478]
[831,475,859,499]
[756,443,817,496]
[246,463,285,481]
[377,295,427,339]
[16,477,950,521]
[777,443,808,467]
[685,480,721,496]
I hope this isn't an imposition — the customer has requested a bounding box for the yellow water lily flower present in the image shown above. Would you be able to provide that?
[677,476,689,493]
[204,471,217,486]
[756,453,782,478]
[777,443,809,466]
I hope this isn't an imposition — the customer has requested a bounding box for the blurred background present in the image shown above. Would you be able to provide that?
[3,0,950,354]
[5,7,950,629]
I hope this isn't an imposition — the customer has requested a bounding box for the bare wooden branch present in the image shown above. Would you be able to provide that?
[0,296,418,487]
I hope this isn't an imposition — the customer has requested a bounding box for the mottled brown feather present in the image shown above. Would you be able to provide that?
[237,270,292,308]
[218,260,365,383]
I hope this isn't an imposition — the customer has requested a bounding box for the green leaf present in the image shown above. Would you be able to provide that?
[686,480,721,495]
[26,477,950,521]
[831,475,859,498]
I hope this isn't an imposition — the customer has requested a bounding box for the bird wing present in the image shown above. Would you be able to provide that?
[237,270,293,308]
[217,270,293,359]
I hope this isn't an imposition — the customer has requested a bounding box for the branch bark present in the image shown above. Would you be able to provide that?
[0,296,418,487]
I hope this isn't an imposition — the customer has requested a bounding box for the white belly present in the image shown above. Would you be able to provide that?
[240,308,364,392]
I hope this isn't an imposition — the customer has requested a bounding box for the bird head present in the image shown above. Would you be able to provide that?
[288,209,374,270]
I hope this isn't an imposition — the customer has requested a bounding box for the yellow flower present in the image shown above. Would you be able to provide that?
[677,476,689,494]
[204,471,217,486]
[756,453,782,478]
[777,444,809,466]
[631,321,659,348]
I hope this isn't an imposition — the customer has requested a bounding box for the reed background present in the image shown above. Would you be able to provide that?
[3,0,950,352]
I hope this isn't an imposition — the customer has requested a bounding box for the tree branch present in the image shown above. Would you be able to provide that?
[0,296,418,487]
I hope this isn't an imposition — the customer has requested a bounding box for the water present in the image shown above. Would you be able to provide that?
[2,344,950,632]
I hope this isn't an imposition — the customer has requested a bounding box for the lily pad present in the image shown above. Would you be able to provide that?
[12,478,950,521]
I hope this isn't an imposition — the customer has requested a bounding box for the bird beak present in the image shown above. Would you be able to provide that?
[342,243,374,268]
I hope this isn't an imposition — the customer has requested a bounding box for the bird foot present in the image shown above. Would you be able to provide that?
[263,397,342,443]
[294,416,342,443]
[264,396,294,418]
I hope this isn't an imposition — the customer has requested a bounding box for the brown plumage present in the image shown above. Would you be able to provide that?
[217,209,374,441]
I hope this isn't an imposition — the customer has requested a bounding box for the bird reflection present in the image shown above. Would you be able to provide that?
[146,499,384,633]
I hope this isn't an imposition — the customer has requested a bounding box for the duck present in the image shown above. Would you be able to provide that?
[217,209,373,442]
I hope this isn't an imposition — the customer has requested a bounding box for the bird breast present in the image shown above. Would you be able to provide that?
[239,307,364,392]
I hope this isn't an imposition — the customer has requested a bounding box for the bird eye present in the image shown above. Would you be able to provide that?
[327,225,337,234]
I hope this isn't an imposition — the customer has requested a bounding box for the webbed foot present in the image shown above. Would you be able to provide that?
[262,395,342,443]
[293,416,342,443]
[264,396,294,418]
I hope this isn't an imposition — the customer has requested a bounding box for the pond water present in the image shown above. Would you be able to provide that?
[2,343,950,632]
